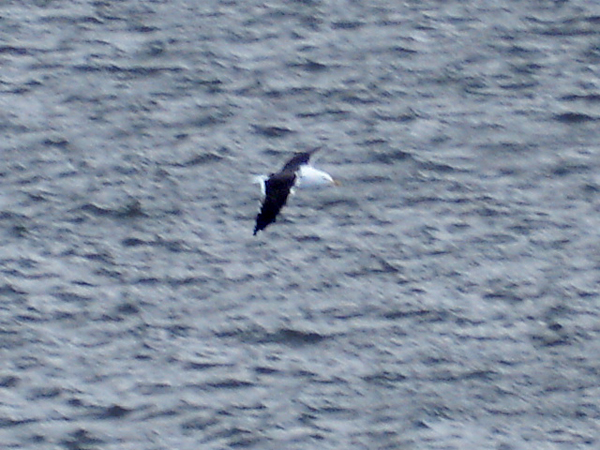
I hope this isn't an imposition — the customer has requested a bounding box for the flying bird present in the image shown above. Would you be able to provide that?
[253,148,338,235]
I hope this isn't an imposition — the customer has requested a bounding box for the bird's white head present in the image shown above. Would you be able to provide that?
[297,165,339,189]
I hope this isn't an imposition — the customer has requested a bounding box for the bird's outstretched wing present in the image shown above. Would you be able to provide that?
[280,147,321,173]
[254,172,296,235]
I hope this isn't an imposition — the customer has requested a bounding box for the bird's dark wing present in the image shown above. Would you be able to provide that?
[280,147,321,173]
[254,172,296,235]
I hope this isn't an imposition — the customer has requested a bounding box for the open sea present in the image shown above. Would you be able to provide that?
[2,0,600,448]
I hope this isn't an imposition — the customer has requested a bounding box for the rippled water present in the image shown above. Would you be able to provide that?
[2,0,600,448]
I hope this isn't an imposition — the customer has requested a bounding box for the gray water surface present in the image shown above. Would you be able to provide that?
[2,1,600,449]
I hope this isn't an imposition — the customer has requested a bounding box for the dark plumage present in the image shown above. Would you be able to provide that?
[253,171,296,235]
[280,151,314,173]
[253,148,323,236]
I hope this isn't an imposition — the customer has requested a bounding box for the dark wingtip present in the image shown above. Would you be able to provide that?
[253,223,263,235]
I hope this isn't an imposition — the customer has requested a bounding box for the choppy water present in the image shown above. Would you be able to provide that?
[2,0,600,448]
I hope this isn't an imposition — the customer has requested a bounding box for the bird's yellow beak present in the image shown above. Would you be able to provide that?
[333,179,342,186]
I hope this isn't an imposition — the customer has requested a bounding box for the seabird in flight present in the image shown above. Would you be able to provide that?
[253,148,338,235]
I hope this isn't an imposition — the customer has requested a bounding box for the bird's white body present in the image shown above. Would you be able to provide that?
[252,165,336,198]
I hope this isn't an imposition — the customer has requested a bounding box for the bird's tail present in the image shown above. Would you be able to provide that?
[251,175,268,198]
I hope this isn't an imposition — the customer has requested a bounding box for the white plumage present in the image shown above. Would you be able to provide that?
[296,165,337,188]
